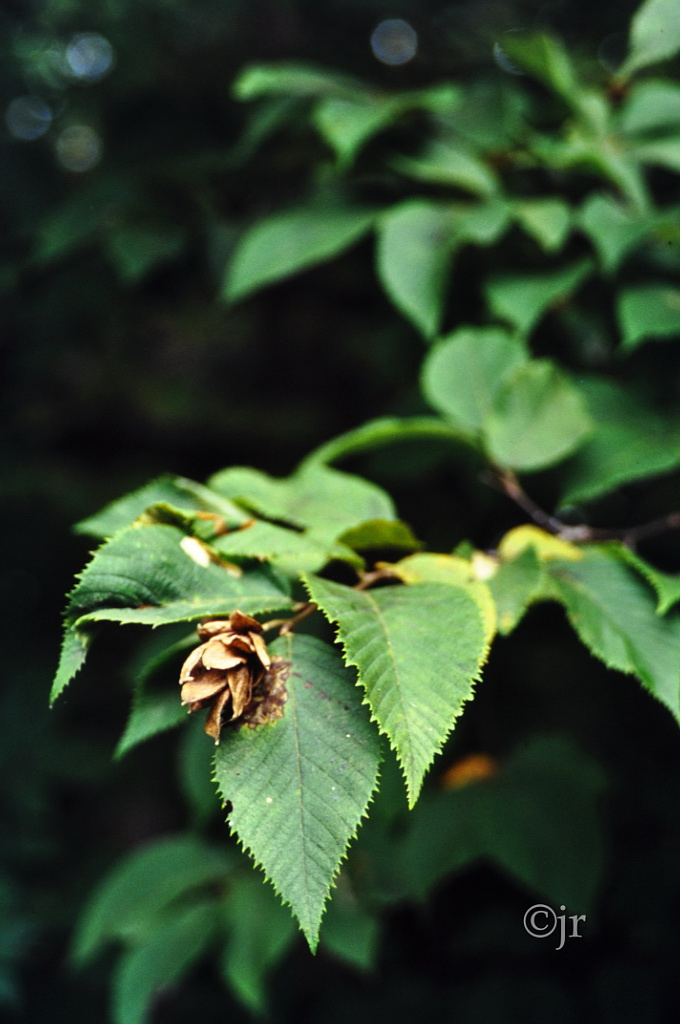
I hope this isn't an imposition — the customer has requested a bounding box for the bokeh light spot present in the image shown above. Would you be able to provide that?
[5,96,53,140]
[55,124,102,172]
[370,19,418,66]
[65,32,115,82]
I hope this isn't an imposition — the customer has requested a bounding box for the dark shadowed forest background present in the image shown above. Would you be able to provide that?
[2,0,680,1021]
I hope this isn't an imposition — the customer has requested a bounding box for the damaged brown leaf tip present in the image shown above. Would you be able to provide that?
[179,611,288,743]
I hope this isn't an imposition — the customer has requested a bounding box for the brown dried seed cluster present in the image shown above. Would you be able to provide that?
[179,611,278,743]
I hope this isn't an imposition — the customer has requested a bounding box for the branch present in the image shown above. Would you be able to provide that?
[489,467,680,547]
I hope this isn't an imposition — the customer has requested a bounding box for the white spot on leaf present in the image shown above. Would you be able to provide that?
[180,535,211,567]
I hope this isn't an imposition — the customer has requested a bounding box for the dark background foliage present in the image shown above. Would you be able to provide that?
[1,1,678,1021]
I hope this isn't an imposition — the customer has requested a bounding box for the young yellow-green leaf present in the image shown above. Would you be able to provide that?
[488,526,582,635]
[389,552,496,644]
[621,0,680,77]
[485,258,593,337]
[497,525,583,563]
[547,547,680,723]
[213,634,380,950]
[484,361,592,471]
[303,577,489,806]
[52,524,292,703]
[223,203,376,302]
[617,284,680,350]
[421,326,527,435]
[376,200,456,339]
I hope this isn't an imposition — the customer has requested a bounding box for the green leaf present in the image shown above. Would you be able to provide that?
[75,476,248,538]
[450,200,511,246]
[208,462,395,538]
[53,627,91,707]
[487,546,545,635]
[114,624,199,759]
[115,690,188,759]
[233,62,359,100]
[560,377,680,504]
[577,193,653,272]
[512,198,571,252]
[421,326,527,435]
[631,136,680,173]
[498,32,579,106]
[313,96,401,166]
[220,872,297,1013]
[72,835,236,963]
[303,577,489,805]
[305,416,465,466]
[392,140,500,197]
[484,361,592,471]
[618,79,680,135]
[52,524,292,703]
[112,900,217,1024]
[545,136,649,211]
[212,519,361,575]
[546,547,680,723]
[213,634,380,950]
[617,284,680,349]
[105,222,185,283]
[621,0,680,77]
[30,175,136,264]
[377,200,510,339]
[485,259,594,337]
[224,203,376,302]
[376,201,456,339]
[389,553,496,643]
[609,544,680,615]
[338,519,421,555]
[177,715,221,825]
[318,881,380,970]
[394,734,606,914]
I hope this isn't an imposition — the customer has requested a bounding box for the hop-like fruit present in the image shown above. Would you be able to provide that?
[179,611,276,742]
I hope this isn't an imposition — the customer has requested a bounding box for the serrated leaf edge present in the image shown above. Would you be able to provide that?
[302,576,492,806]
[210,736,381,952]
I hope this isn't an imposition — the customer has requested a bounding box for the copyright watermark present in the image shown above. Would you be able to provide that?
[523,904,586,950]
